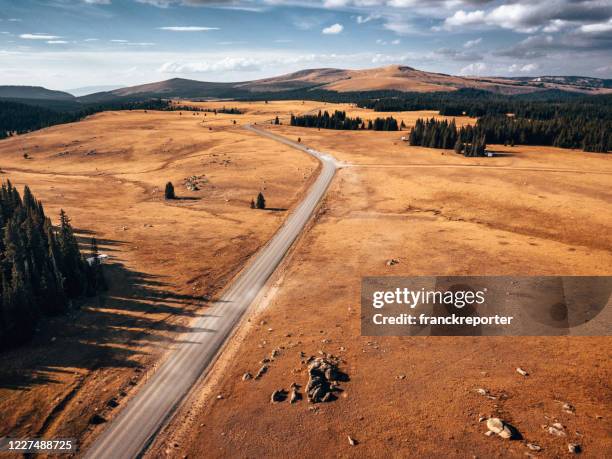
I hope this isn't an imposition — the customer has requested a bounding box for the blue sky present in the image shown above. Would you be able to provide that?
[0,0,611,90]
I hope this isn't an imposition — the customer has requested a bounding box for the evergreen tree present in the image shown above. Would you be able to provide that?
[0,184,101,350]
[256,192,266,210]
[165,182,175,200]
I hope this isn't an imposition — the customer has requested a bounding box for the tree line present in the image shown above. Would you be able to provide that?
[410,114,610,154]
[0,182,106,350]
[168,105,242,114]
[475,115,610,153]
[0,98,174,139]
[290,110,400,131]
[242,87,610,153]
[409,118,486,157]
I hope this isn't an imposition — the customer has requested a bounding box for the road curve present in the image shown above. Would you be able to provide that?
[84,125,338,459]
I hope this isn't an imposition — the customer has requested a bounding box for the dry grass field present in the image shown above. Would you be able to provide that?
[151,118,612,458]
[1,101,610,457]
[0,104,319,448]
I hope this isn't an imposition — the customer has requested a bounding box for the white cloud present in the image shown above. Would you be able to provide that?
[463,37,481,48]
[111,39,128,43]
[579,19,612,34]
[542,19,569,33]
[158,26,220,31]
[507,63,539,73]
[444,10,486,28]
[47,40,69,44]
[356,13,380,24]
[159,57,262,73]
[442,1,612,34]
[20,33,62,40]
[322,23,344,34]
[459,62,488,75]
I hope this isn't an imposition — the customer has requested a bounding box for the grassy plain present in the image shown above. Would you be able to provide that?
[1,101,610,457]
[152,107,612,458]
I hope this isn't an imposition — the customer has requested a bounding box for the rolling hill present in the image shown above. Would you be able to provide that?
[79,66,612,102]
[0,86,76,101]
[2,66,611,108]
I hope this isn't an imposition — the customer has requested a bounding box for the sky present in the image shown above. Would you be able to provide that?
[0,0,611,91]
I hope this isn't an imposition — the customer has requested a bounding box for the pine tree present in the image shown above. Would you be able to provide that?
[256,192,266,210]
[0,184,103,350]
[165,182,175,200]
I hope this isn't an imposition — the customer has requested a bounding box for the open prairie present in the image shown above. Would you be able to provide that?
[1,101,610,457]
[150,118,612,458]
[0,105,320,447]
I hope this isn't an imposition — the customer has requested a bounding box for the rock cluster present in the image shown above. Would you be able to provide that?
[306,356,344,403]
[183,175,206,191]
[485,417,518,440]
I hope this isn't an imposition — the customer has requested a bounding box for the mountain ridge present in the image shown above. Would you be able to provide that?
[2,66,611,105]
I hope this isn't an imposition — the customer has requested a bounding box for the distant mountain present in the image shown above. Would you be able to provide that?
[506,75,612,90]
[78,78,246,103]
[78,66,612,102]
[0,86,75,101]
[2,66,611,109]
[66,85,126,97]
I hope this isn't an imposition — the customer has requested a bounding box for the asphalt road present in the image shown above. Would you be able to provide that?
[83,124,338,459]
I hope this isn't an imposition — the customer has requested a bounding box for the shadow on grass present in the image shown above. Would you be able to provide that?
[0,233,207,391]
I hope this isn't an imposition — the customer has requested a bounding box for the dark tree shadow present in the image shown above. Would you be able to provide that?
[0,232,211,391]
[264,207,288,212]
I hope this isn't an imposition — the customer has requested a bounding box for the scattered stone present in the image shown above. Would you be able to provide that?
[106,398,119,408]
[526,443,541,451]
[475,388,488,396]
[478,416,487,423]
[397,375,406,380]
[271,348,280,359]
[216,394,224,400]
[289,387,301,404]
[563,403,575,414]
[242,372,253,381]
[553,422,564,430]
[484,430,495,437]
[516,367,529,376]
[548,425,566,437]
[270,389,287,403]
[487,418,505,434]
[386,259,400,266]
[486,418,518,440]
[255,365,268,379]
[347,436,357,446]
[306,355,345,403]
[498,427,513,439]
[568,443,581,454]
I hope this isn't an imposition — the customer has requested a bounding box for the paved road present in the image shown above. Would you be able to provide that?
[84,125,338,459]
